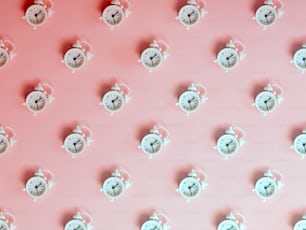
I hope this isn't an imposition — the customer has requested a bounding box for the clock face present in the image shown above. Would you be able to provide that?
[254,177,277,199]
[293,48,306,71]
[294,219,306,230]
[25,176,48,198]
[216,48,239,70]
[140,133,163,156]
[0,135,9,154]
[141,220,162,230]
[102,91,124,112]
[102,5,124,26]
[63,133,86,155]
[178,177,201,199]
[293,133,306,156]
[216,134,239,156]
[63,48,86,70]
[64,219,86,230]
[102,176,125,198]
[177,4,200,26]
[25,4,48,26]
[178,90,201,112]
[0,47,9,68]
[255,5,277,27]
[25,91,48,113]
[217,219,239,230]
[140,48,163,70]
[0,220,9,230]
[254,91,277,113]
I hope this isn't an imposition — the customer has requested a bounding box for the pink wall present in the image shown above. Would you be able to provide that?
[1,0,306,229]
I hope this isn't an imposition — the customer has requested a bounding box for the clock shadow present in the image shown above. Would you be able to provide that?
[288,123,306,143]
[59,122,80,144]
[289,208,306,228]
[97,0,111,14]
[97,165,118,185]
[212,208,234,227]
[20,81,40,99]
[20,0,36,12]
[136,208,157,228]
[59,37,79,57]
[97,79,118,99]
[249,0,265,14]
[60,208,81,227]
[211,125,229,145]
[249,80,270,101]
[20,168,37,185]
[173,0,187,13]
[173,81,193,99]
[136,122,157,142]
[212,37,232,57]
[174,165,195,186]
[135,36,156,56]
[249,167,269,187]
[289,39,306,57]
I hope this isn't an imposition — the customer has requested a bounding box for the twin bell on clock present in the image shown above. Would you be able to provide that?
[0,211,16,230]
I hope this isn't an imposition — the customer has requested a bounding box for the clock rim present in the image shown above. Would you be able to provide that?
[294,219,306,230]
[141,219,163,230]
[25,175,48,198]
[178,176,201,199]
[0,134,10,154]
[254,176,277,199]
[293,133,306,156]
[140,47,163,70]
[63,133,87,155]
[177,4,201,26]
[216,47,239,70]
[0,219,9,230]
[178,90,201,113]
[216,133,239,156]
[102,176,125,199]
[102,4,125,27]
[64,219,86,230]
[217,219,239,230]
[25,90,48,113]
[63,48,87,70]
[254,91,277,113]
[25,4,48,27]
[293,48,306,71]
[255,4,278,27]
[102,90,125,112]
[140,133,164,156]
[0,47,10,69]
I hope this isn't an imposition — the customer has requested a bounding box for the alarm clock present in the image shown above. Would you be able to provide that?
[100,0,131,30]
[214,126,246,159]
[0,211,16,230]
[64,211,93,230]
[294,215,306,230]
[0,39,16,69]
[176,83,208,116]
[176,0,207,29]
[23,0,55,29]
[138,125,170,159]
[253,169,284,201]
[100,168,132,201]
[291,44,306,73]
[23,168,55,201]
[99,82,131,115]
[0,126,16,155]
[291,129,306,158]
[138,40,170,72]
[141,212,170,230]
[23,83,55,116]
[253,0,284,29]
[176,168,208,202]
[62,40,93,73]
[253,83,284,116]
[62,125,94,158]
[215,39,246,72]
[217,212,247,230]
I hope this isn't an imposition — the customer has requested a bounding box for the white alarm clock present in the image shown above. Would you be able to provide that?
[217,212,247,230]
[253,83,284,116]
[253,169,284,201]
[0,126,16,155]
[64,211,93,230]
[291,44,306,73]
[23,168,55,201]
[139,125,170,159]
[176,83,208,116]
[253,0,284,29]
[214,126,246,159]
[100,0,131,30]
[176,0,207,29]
[62,40,93,73]
[292,129,306,158]
[0,211,16,230]
[62,125,93,158]
[138,40,170,72]
[100,168,132,201]
[23,0,55,29]
[0,39,16,69]
[215,39,246,72]
[99,82,131,115]
[141,212,170,230]
[177,168,208,202]
[294,215,306,230]
[23,83,55,116]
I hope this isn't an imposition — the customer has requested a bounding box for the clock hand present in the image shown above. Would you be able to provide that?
[0,53,4,58]
[303,57,306,67]
[303,143,306,152]
[0,140,4,145]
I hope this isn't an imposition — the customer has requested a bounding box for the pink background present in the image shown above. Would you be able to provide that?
[1,0,306,229]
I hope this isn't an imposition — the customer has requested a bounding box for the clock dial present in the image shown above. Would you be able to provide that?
[293,133,306,155]
[0,48,9,68]
[0,135,9,154]
[102,5,124,26]
[254,177,277,199]
[0,220,9,230]
[217,48,239,69]
[64,48,86,70]
[102,91,124,112]
[217,219,239,230]
[63,133,86,155]
[178,91,200,112]
[294,219,306,230]
[64,219,86,230]
[178,5,200,26]
[102,177,124,198]
[254,91,277,113]
[178,177,201,198]
[141,133,163,155]
[255,5,277,27]
[25,176,48,198]
[25,5,47,26]
[293,48,306,71]
[140,48,163,69]
[25,91,48,112]
[141,220,163,230]
[216,134,239,155]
